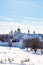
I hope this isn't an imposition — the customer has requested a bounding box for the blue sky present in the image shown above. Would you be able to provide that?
[0,0,43,34]
[0,0,43,18]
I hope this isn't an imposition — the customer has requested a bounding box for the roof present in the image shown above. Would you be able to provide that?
[23,34,41,39]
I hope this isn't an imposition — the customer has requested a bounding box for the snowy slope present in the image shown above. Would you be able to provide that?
[0,47,43,65]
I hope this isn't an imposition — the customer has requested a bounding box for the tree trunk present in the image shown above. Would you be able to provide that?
[41,49,43,53]
[27,48,28,51]
[34,48,37,53]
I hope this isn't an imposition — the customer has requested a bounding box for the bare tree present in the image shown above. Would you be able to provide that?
[39,41,43,53]
[8,39,12,49]
[23,39,31,51]
[31,38,39,53]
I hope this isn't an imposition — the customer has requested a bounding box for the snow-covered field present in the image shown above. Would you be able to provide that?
[0,46,43,65]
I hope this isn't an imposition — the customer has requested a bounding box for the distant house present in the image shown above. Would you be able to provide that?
[23,34,41,40]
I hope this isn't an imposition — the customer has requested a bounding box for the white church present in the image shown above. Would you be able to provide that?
[9,28,43,42]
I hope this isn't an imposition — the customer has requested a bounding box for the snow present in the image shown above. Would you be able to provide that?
[0,47,29,65]
[0,42,23,48]
[0,47,43,65]
[28,51,43,65]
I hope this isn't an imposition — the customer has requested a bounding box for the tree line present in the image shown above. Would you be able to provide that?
[23,37,43,53]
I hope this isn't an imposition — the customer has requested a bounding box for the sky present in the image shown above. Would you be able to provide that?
[0,0,43,34]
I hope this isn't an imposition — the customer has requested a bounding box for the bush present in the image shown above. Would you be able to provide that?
[23,39,31,51]
[31,38,39,53]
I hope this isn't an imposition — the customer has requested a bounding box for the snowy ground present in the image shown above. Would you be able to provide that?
[0,47,43,65]
[26,49,43,65]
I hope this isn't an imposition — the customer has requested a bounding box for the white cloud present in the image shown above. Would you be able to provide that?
[0,21,43,34]
[0,22,31,34]
[0,16,15,22]
[24,17,43,22]
[0,16,43,34]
